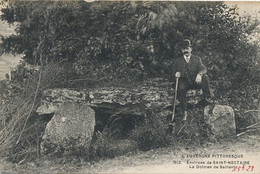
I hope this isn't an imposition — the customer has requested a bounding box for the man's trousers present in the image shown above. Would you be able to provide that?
[177,74,212,111]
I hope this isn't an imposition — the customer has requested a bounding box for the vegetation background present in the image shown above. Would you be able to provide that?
[0,0,259,165]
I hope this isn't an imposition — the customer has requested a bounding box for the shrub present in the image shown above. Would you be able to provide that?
[172,108,215,147]
[89,131,138,160]
[129,109,171,151]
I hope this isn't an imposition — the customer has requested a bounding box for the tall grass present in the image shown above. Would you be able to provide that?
[0,63,74,162]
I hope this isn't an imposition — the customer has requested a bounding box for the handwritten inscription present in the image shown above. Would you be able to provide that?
[232,164,254,172]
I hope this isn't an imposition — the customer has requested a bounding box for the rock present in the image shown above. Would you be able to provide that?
[37,89,85,115]
[41,102,95,155]
[204,105,236,138]
[36,78,203,116]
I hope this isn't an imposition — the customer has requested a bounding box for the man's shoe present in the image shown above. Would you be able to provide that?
[183,111,188,121]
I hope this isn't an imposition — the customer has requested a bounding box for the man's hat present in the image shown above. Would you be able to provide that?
[176,39,193,50]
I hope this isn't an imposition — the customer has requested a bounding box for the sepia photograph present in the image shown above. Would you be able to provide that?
[0,1,260,173]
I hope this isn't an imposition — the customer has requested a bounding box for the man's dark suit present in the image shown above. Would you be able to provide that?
[173,55,211,111]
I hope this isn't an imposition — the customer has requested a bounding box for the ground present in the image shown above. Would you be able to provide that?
[0,132,259,174]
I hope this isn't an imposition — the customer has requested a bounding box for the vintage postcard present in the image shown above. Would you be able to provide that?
[0,1,259,174]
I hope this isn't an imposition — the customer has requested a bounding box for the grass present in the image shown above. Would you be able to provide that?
[129,109,172,151]
[89,131,138,160]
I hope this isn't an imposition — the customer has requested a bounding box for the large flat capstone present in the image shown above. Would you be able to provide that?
[36,78,204,116]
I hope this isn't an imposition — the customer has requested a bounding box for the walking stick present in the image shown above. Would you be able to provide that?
[167,75,179,133]
[171,76,179,123]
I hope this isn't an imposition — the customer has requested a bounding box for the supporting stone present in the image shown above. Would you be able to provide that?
[40,102,95,155]
[204,105,236,139]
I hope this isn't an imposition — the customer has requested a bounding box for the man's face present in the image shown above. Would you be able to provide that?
[181,47,192,56]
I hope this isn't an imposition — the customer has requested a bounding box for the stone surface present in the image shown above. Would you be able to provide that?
[204,105,236,138]
[37,89,86,115]
[40,102,95,154]
[36,78,203,116]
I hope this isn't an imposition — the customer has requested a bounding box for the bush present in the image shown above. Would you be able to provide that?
[129,109,171,151]
[172,108,215,147]
[89,131,138,160]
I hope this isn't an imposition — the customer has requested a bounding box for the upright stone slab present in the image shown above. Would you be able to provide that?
[204,105,236,138]
[41,102,95,155]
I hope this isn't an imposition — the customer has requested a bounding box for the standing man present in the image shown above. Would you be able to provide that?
[173,39,213,120]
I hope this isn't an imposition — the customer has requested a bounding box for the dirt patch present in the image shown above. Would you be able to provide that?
[1,133,259,174]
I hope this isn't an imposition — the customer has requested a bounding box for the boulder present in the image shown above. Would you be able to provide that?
[204,105,236,138]
[40,102,95,155]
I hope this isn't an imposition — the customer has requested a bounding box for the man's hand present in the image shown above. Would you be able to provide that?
[175,72,181,78]
[195,73,202,84]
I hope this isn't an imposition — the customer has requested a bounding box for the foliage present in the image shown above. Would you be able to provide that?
[90,131,138,160]
[1,2,259,82]
[172,108,216,147]
[130,109,171,151]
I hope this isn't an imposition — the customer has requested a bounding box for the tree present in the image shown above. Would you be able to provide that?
[1,1,259,86]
